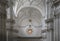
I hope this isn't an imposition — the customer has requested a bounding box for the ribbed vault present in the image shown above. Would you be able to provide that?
[12,0,46,37]
[14,7,44,37]
[13,0,45,17]
[17,7,42,26]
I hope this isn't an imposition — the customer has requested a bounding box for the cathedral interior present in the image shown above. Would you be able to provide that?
[0,0,60,41]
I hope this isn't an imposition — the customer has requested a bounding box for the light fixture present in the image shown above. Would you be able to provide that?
[27,28,33,34]
[26,25,33,35]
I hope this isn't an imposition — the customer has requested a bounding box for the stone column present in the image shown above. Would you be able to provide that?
[0,0,8,41]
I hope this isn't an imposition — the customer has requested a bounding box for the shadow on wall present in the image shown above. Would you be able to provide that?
[0,34,6,41]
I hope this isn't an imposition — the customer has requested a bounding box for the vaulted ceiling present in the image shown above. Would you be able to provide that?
[13,0,46,17]
[11,0,46,37]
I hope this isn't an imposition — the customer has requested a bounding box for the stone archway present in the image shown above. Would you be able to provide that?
[14,7,44,37]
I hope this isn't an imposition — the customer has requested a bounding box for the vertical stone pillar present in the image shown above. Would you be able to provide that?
[0,0,8,41]
[45,0,54,41]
